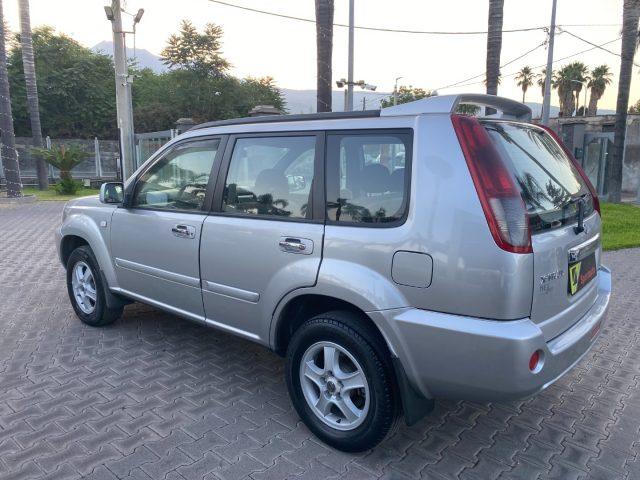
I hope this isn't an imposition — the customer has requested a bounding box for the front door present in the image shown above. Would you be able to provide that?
[110,138,222,322]
[200,134,324,342]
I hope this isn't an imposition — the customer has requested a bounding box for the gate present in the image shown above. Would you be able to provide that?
[135,130,176,169]
[582,132,613,196]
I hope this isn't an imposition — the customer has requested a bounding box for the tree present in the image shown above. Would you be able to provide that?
[629,99,640,113]
[515,66,535,103]
[134,23,285,128]
[0,2,22,197]
[32,143,88,194]
[315,0,334,112]
[161,20,230,76]
[18,0,47,190]
[537,68,553,98]
[608,0,640,203]
[8,27,117,138]
[570,61,589,114]
[587,65,613,116]
[485,0,504,98]
[553,63,586,117]
[380,85,433,107]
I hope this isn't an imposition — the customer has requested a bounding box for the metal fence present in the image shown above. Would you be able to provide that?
[0,129,175,186]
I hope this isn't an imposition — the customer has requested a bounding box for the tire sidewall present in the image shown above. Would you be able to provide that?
[286,315,395,451]
[66,246,107,326]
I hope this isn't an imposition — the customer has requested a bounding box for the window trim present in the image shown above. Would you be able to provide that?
[324,128,413,229]
[210,131,326,224]
[125,135,227,215]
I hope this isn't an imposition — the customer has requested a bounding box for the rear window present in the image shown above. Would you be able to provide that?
[483,121,593,233]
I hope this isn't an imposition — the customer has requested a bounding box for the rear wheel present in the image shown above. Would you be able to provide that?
[66,246,122,326]
[285,311,399,452]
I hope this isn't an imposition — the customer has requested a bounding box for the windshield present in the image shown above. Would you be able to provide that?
[483,121,593,233]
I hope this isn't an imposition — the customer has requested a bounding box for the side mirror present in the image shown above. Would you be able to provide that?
[99,182,124,204]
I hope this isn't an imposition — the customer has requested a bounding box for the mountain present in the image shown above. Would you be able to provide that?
[281,89,388,114]
[91,41,167,73]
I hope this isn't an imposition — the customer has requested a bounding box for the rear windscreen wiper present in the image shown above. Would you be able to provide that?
[566,193,589,234]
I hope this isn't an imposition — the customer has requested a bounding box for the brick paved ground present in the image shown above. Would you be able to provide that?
[0,201,639,480]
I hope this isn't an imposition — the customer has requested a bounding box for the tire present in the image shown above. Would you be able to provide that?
[66,245,122,326]
[285,310,400,452]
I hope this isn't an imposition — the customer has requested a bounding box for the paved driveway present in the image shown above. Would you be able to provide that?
[0,201,638,480]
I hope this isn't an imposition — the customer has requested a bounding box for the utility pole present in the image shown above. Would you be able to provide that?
[541,0,557,125]
[105,0,136,180]
[346,0,355,111]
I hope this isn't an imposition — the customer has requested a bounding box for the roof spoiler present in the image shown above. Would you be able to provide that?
[381,94,532,122]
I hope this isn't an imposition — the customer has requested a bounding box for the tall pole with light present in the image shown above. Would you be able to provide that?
[393,76,403,106]
[346,0,355,111]
[336,78,376,111]
[104,1,143,180]
[541,0,557,125]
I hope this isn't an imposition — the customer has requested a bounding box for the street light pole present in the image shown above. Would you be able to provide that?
[105,0,136,180]
[541,0,557,125]
[346,0,355,111]
[393,76,403,106]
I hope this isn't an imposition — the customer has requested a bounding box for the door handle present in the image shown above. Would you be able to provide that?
[171,224,196,239]
[279,237,313,255]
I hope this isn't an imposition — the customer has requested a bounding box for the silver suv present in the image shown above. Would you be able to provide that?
[56,94,611,451]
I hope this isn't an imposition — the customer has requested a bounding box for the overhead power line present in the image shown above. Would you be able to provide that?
[438,36,622,90]
[435,41,547,91]
[560,28,640,67]
[207,0,546,35]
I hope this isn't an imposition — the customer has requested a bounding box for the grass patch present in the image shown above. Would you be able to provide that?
[601,202,640,251]
[22,186,99,202]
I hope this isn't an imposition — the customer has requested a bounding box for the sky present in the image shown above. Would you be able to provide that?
[3,0,636,111]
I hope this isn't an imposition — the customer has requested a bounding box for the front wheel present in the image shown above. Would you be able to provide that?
[66,246,122,326]
[285,311,399,452]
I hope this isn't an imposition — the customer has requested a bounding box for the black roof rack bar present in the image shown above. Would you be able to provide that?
[191,109,381,131]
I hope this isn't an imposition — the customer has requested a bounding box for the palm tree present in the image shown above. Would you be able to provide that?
[537,68,553,98]
[485,0,504,98]
[553,65,576,117]
[569,61,589,114]
[608,0,640,203]
[0,1,23,197]
[18,0,47,190]
[315,0,334,112]
[587,65,613,116]
[515,66,535,103]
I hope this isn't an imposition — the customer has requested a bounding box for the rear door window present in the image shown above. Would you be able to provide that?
[483,122,593,232]
[222,136,316,219]
[325,132,411,225]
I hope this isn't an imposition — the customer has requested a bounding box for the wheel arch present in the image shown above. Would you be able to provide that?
[60,235,89,266]
[59,213,118,288]
[271,293,394,358]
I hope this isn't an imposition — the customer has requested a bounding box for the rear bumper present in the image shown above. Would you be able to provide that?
[371,266,611,402]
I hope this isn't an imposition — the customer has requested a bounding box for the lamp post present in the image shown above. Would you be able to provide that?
[570,79,588,117]
[104,2,144,179]
[336,79,376,112]
[393,76,403,106]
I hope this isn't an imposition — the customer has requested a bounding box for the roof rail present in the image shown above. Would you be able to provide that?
[380,94,532,121]
[191,109,381,131]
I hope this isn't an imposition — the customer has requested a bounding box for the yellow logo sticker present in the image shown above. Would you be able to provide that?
[569,262,581,295]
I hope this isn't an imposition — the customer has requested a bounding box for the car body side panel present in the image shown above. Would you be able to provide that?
[320,114,533,321]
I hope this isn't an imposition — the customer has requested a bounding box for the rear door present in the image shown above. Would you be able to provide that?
[199,133,325,343]
[484,121,601,340]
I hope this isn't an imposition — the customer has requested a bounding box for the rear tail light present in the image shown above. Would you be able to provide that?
[538,124,601,215]
[451,114,532,254]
